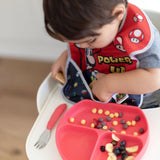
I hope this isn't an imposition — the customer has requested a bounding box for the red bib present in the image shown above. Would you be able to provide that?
[69,3,152,74]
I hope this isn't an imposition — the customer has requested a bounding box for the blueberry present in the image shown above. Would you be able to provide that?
[113,147,121,156]
[119,146,125,151]
[123,124,128,129]
[119,112,123,118]
[96,124,103,129]
[139,128,144,134]
[100,145,105,152]
[135,116,140,121]
[106,116,112,122]
[120,119,126,124]
[122,153,128,160]
[120,140,126,147]
[101,121,107,126]
[98,117,103,122]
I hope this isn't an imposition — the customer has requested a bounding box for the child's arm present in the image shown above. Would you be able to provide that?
[51,50,68,80]
[92,68,160,102]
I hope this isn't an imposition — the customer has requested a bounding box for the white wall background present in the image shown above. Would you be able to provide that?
[0,0,159,62]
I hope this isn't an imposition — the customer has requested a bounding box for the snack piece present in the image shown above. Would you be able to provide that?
[133,132,138,136]
[98,109,103,114]
[111,140,118,146]
[107,152,117,160]
[55,72,65,84]
[69,117,75,123]
[105,110,110,116]
[112,134,120,141]
[131,120,136,126]
[92,108,97,114]
[121,131,126,134]
[109,113,114,118]
[90,123,95,128]
[125,156,135,160]
[113,121,118,126]
[114,112,119,117]
[105,143,114,153]
[81,119,86,125]
[103,126,108,130]
[126,145,139,153]
[126,121,132,126]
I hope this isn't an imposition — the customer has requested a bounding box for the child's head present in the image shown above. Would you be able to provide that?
[43,0,128,48]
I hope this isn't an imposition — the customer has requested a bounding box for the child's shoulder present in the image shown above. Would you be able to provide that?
[116,3,154,55]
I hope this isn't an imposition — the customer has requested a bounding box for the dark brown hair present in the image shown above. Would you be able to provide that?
[43,0,128,41]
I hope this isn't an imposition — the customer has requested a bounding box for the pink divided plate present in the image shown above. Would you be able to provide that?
[56,100,149,160]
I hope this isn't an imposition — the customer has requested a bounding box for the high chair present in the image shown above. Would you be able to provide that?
[26,5,160,159]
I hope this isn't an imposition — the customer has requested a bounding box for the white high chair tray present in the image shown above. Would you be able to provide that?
[26,73,160,160]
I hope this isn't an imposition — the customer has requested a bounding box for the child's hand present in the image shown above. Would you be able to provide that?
[92,73,113,102]
[51,50,68,81]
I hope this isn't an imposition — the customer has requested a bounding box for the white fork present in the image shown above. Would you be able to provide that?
[34,103,67,149]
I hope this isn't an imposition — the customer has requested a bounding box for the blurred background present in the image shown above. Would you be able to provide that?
[0,0,159,160]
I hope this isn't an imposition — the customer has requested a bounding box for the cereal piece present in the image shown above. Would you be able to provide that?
[112,130,117,133]
[98,109,103,114]
[106,116,112,122]
[69,117,75,123]
[73,82,78,87]
[105,143,113,152]
[139,128,144,134]
[90,123,95,128]
[102,125,108,130]
[105,110,110,116]
[121,130,126,134]
[81,119,86,125]
[92,108,97,114]
[126,145,139,153]
[126,121,132,126]
[135,116,140,121]
[133,132,138,136]
[112,133,120,141]
[113,121,118,126]
[131,120,136,126]
[109,113,114,118]
[114,112,119,117]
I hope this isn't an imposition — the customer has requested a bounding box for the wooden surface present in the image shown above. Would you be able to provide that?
[0,58,52,160]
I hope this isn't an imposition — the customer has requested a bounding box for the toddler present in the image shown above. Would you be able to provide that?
[43,0,160,108]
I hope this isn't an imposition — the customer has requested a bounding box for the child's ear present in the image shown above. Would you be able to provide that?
[112,3,126,21]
